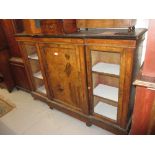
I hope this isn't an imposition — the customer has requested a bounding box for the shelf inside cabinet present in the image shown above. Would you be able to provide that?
[37,85,46,94]
[92,62,120,76]
[28,53,38,60]
[94,101,117,120]
[93,84,118,102]
[29,59,40,74]
[94,95,118,107]
[33,71,43,79]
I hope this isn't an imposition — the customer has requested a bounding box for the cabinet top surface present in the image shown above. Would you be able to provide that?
[15,28,147,40]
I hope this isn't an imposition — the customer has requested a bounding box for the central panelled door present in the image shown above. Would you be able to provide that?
[38,42,88,114]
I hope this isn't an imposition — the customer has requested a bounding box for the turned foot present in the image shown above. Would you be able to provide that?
[86,122,92,127]
[8,90,12,93]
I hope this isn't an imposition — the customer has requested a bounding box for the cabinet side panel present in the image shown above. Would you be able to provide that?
[10,62,31,91]
[120,48,135,128]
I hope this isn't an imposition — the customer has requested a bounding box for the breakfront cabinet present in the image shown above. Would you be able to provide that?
[15,29,146,134]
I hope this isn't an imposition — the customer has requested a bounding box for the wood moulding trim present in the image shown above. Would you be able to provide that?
[36,38,84,44]
[16,86,31,93]
[15,37,36,42]
[16,37,85,45]
[31,91,49,103]
[85,43,136,49]
[85,39,136,48]
[133,68,155,89]
[16,36,137,48]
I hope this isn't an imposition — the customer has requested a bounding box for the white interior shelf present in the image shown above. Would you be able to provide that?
[94,101,117,120]
[33,71,43,79]
[28,53,38,60]
[37,85,46,94]
[92,62,120,76]
[93,84,118,102]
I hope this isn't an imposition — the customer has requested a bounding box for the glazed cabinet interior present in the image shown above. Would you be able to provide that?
[87,47,121,122]
[16,36,141,134]
[18,40,48,96]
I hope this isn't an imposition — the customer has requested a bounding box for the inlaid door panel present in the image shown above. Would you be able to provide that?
[38,43,88,113]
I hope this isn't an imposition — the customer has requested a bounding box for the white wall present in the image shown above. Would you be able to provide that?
[135,19,149,65]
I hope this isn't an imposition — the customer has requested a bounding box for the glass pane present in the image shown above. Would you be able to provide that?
[29,59,40,74]
[24,44,38,56]
[34,78,46,94]
[91,50,120,121]
[24,43,45,94]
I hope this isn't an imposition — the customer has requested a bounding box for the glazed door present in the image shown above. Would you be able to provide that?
[38,43,88,114]
[18,42,48,96]
[86,45,126,126]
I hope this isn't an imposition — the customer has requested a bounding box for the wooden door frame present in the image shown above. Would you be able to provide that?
[85,44,127,126]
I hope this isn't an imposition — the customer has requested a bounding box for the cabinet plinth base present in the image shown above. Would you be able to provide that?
[91,116,129,135]
[30,91,130,135]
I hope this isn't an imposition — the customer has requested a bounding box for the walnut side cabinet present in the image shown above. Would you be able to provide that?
[15,34,145,134]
